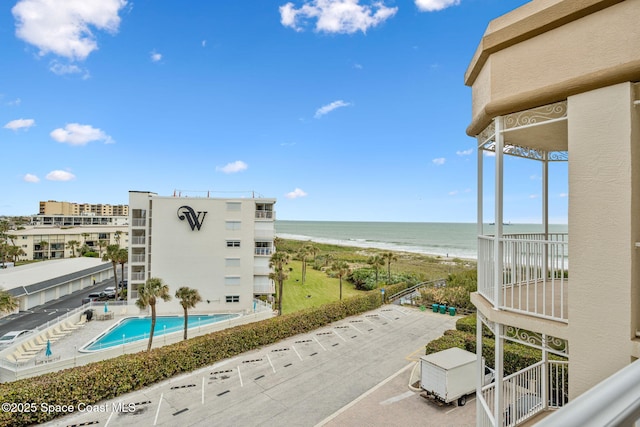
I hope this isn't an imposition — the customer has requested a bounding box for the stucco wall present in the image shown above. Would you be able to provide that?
[567,82,635,397]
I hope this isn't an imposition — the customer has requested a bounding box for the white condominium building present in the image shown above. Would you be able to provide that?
[128,191,276,314]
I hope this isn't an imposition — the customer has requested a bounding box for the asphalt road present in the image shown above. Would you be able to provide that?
[0,276,121,337]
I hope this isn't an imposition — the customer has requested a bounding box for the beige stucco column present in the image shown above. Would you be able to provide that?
[567,82,639,398]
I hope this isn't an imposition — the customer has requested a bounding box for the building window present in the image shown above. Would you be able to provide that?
[98,233,108,240]
[225,258,241,267]
[225,295,240,303]
[225,221,241,231]
[226,202,241,211]
[225,276,241,286]
[226,240,240,248]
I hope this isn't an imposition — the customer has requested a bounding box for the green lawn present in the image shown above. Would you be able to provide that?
[280,260,362,314]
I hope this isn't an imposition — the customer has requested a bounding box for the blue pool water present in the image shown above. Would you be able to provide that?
[81,314,240,352]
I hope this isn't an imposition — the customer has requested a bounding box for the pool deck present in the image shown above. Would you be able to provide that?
[0,306,276,382]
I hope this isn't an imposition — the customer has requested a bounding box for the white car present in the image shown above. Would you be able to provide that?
[103,286,116,296]
[0,330,35,347]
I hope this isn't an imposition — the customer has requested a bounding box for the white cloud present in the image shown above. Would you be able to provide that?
[415,0,460,12]
[4,118,35,131]
[559,193,568,198]
[432,157,446,165]
[46,170,76,181]
[12,0,127,61]
[315,100,351,118]
[448,190,458,196]
[280,0,398,34]
[529,194,539,199]
[484,151,495,157]
[530,174,542,180]
[456,148,473,156]
[7,98,21,106]
[23,173,40,183]
[49,61,88,77]
[150,51,162,62]
[285,188,308,199]
[353,63,363,69]
[201,40,207,48]
[50,123,113,146]
[217,160,248,174]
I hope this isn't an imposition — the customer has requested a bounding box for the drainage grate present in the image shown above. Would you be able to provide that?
[217,390,230,397]
[294,340,312,344]
[67,422,99,427]
[173,408,189,416]
[211,369,234,375]
[242,358,263,364]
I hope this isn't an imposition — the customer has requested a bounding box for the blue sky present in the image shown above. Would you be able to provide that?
[0,0,567,223]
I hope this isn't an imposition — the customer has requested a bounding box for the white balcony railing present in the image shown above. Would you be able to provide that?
[478,233,568,322]
[478,360,568,427]
[255,211,274,220]
[254,247,273,256]
[130,254,145,263]
[132,219,146,227]
[131,237,146,245]
[130,272,145,281]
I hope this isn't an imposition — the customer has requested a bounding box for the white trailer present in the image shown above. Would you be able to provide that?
[420,347,493,406]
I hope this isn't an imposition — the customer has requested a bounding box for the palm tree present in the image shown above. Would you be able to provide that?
[367,255,385,286]
[0,289,17,313]
[7,246,26,264]
[114,230,122,246]
[382,251,398,283]
[115,248,128,300]
[103,244,121,291]
[175,286,202,340]
[331,261,350,300]
[66,240,80,257]
[297,244,312,284]
[135,277,172,352]
[97,240,108,258]
[269,251,291,315]
[37,240,49,260]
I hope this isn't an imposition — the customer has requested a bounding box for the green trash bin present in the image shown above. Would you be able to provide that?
[432,304,439,313]
[439,305,446,314]
[448,306,457,316]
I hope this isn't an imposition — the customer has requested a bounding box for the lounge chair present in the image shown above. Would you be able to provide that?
[45,329,65,342]
[75,314,87,327]
[62,320,80,331]
[17,343,41,356]
[23,339,46,353]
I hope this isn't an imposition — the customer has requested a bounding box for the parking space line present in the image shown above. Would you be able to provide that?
[266,353,276,372]
[313,335,327,351]
[153,393,163,426]
[237,365,243,387]
[202,377,205,404]
[332,328,347,341]
[105,411,114,427]
[292,345,303,361]
[349,323,363,334]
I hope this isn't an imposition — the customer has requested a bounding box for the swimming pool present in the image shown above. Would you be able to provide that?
[81,313,240,352]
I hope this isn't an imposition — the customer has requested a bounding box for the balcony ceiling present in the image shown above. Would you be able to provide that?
[504,118,568,153]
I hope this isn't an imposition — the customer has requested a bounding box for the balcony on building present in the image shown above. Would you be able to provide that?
[254,241,273,256]
[255,203,275,220]
[474,101,570,426]
[131,209,147,227]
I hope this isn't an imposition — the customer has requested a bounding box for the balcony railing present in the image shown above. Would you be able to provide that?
[130,254,145,263]
[478,233,568,322]
[255,211,274,220]
[254,247,273,256]
[132,219,146,227]
[130,272,145,281]
[131,236,146,245]
[479,360,568,427]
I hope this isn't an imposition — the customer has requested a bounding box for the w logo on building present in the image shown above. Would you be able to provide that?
[177,206,208,231]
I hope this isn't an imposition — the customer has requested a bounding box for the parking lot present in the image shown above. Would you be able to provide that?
[41,306,475,427]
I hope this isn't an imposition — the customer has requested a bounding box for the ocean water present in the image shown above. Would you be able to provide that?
[275,221,568,260]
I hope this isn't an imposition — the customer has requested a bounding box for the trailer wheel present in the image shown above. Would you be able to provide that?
[458,395,467,406]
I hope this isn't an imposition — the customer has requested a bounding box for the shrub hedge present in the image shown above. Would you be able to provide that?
[425,314,566,376]
[0,282,411,427]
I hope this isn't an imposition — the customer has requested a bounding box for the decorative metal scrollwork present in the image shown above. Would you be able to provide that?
[504,326,568,357]
[503,101,567,130]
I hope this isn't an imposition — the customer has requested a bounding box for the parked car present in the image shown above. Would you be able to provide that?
[118,280,128,289]
[103,287,116,297]
[82,292,110,304]
[0,330,35,347]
